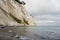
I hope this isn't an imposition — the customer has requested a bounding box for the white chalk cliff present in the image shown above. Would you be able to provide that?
[0,0,35,26]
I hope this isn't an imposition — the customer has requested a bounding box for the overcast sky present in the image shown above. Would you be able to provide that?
[22,0,60,26]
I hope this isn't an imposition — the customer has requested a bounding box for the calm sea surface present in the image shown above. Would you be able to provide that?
[0,25,60,40]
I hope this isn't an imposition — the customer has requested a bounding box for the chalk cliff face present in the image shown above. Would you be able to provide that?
[0,0,35,26]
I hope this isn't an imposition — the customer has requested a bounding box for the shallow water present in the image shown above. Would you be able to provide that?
[0,25,60,40]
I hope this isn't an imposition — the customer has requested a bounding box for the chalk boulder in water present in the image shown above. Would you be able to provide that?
[0,0,35,26]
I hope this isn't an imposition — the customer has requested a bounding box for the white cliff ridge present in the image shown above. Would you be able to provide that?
[0,0,35,26]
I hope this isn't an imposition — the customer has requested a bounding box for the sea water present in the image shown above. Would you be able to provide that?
[0,25,60,40]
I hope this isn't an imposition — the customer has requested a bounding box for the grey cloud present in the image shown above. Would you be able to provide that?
[23,0,60,26]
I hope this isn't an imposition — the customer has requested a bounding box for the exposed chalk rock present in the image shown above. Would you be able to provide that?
[0,0,35,26]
